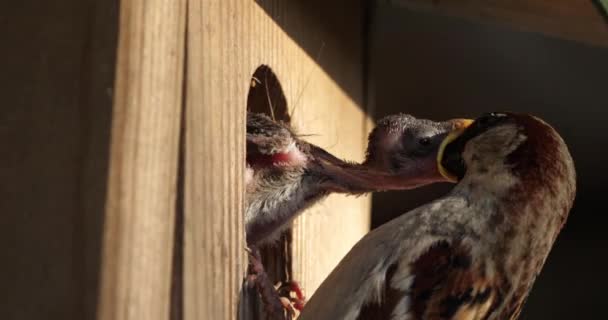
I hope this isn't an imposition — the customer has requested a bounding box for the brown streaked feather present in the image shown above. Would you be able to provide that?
[411,241,502,320]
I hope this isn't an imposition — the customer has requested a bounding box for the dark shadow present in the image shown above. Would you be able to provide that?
[239,65,295,320]
[170,67,187,320]
[254,0,367,111]
[0,1,118,320]
[248,65,291,123]
[370,5,608,319]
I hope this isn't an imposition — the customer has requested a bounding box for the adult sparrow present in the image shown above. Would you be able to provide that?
[298,112,576,320]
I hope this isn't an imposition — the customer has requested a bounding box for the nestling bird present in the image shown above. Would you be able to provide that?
[246,112,471,246]
[245,112,471,316]
[297,112,576,320]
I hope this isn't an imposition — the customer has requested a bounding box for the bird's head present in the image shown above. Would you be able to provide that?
[359,114,473,190]
[438,112,576,205]
[246,112,308,189]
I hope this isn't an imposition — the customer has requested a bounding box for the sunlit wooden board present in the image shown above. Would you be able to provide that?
[185,1,370,319]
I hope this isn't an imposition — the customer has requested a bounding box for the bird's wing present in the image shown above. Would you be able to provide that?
[297,209,412,320]
[353,240,503,320]
[302,232,509,320]
[300,200,506,320]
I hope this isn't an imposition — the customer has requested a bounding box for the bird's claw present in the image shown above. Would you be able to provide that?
[244,247,304,319]
[277,281,306,311]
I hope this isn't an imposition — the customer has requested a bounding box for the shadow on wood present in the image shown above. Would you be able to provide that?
[254,0,367,111]
[0,1,118,319]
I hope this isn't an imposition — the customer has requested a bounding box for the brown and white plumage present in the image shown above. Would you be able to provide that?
[298,112,576,320]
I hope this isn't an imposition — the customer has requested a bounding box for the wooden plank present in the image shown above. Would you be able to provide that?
[184,1,368,319]
[97,0,186,319]
[184,1,246,318]
[393,0,608,47]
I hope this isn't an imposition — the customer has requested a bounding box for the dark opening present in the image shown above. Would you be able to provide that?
[240,65,294,319]
[247,65,291,123]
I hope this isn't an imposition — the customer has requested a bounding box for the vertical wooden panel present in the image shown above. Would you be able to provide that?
[184,1,246,318]
[185,1,367,319]
[97,0,186,319]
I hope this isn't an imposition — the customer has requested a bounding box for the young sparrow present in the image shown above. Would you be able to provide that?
[298,112,576,320]
[246,112,472,246]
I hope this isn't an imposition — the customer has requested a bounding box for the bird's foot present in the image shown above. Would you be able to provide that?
[246,248,296,320]
[276,280,306,311]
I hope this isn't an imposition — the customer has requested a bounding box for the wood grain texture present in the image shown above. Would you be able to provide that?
[97,0,186,319]
[184,1,369,319]
[394,0,608,47]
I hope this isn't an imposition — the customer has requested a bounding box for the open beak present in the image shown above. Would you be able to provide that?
[437,119,473,182]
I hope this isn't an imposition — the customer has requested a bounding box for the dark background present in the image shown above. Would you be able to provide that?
[369,4,608,319]
[0,1,118,320]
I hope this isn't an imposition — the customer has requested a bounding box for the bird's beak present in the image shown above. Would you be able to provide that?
[310,145,417,193]
[451,119,474,131]
[437,119,473,182]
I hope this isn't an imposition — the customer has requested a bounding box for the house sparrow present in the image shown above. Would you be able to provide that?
[245,112,471,317]
[297,112,576,320]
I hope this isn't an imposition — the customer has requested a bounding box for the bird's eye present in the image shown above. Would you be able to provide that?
[418,137,431,146]
[478,114,494,125]
[476,112,507,127]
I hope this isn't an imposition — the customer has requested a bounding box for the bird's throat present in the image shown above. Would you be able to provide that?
[246,145,307,168]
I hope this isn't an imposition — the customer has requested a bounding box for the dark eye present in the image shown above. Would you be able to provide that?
[477,112,507,127]
[477,113,494,125]
[418,137,431,146]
